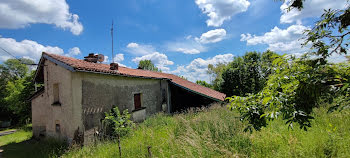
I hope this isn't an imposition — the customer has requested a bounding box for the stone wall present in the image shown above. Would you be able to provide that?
[77,72,169,142]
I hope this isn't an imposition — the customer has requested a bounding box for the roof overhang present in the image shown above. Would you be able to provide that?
[34,52,169,82]
[169,81,224,102]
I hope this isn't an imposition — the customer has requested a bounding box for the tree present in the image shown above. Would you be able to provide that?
[226,0,350,132]
[0,58,35,124]
[207,63,227,91]
[103,107,134,157]
[196,80,213,89]
[4,71,35,123]
[227,55,347,131]
[1,58,34,80]
[281,0,349,60]
[221,51,279,97]
[137,60,160,72]
[304,7,349,62]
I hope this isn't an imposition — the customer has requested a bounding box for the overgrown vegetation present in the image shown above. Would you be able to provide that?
[0,58,36,125]
[137,60,161,72]
[195,80,213,88]
[221,51,278,97]
[226,0,350,131]
[61,104,350,157]
[102,107,134,157]
[228,55,349,131]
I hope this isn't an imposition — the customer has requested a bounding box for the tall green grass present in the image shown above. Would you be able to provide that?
[62,104,350,158]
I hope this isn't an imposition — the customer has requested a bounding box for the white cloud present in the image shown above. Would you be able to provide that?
[327,54,348,63]
[102,54,127,67]
[167,29,228,54]
[126,42,156,55]
[196,29,226,44]
[169,54,234,82]
[240,24,311,53]
[127,43,139,48]
[103,56,109,63]
[166,36,207,54]
[280,0,347,24]
[113,53,124,63]
[175,48,201,54]
[132,52,174,71]
[0,35,64,62]
[0,0,83,35]
[68,47,81,56]
[195,0,250,27]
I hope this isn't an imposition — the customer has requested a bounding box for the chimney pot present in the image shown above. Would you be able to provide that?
[110,63,118,70]
[84,53,98,63]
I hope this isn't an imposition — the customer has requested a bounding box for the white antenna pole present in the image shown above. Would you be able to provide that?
[111,20,114,63]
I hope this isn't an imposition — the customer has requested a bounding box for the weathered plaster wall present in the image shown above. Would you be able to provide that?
[78,72,169,141]
[32,91,47,137]
[32,61,171,143]
[32,59,82,141]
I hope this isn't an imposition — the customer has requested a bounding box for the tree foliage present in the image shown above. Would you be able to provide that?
[304,6,350,62]
[137,60,160,72]
[4,71,35,123]
[103,107,134,138]
[103,107,134,157]
[207,63,227,91]
[0,58,35,124]
[227,55,348,131]
[221,51,279,97]
[226,0,350,131]
[196,80,213,88]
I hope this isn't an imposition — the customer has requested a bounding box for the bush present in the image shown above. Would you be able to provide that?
[102,106,134,157]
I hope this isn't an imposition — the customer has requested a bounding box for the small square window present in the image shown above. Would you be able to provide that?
[134,93,142,110]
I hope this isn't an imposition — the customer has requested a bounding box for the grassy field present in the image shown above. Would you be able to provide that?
[0,125,33,147]
[62,104,350,158]
[0,125,67,158]
[0,129,32,146]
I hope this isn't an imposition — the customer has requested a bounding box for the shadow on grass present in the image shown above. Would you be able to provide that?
[1,138,68,158]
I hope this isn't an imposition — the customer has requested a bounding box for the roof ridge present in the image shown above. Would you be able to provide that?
[41,52,226,101]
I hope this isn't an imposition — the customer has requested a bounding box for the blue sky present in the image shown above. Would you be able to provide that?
[0,0,347,82]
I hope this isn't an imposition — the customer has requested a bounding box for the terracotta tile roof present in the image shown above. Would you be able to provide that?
[42,52,226,101]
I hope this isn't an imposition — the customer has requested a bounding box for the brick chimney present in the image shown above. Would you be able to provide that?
[110,63,118,70]
[84,53,98,63]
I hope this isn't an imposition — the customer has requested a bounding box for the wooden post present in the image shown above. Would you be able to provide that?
[147,146,152,158]
[117,134,122,158]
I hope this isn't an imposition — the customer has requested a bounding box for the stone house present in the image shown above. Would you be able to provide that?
[30,52,225,143]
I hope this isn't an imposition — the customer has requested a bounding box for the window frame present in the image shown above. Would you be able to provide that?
[52,83,61,106]
[134,93,142,110]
